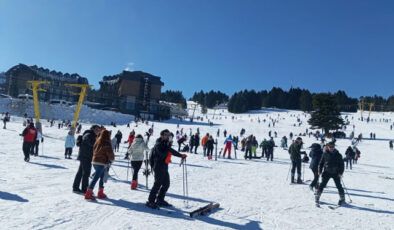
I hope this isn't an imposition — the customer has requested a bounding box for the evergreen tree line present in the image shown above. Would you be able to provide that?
[190,90,229,108]
[160,90,187,108]
[227,88,394,113]
[161,88,394,114]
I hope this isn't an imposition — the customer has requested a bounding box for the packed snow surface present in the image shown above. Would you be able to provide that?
[0,103,393,229]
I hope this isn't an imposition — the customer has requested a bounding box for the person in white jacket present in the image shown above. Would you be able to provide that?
[31,130,43,156]
[65,130,75,159]
[128,134,149,190]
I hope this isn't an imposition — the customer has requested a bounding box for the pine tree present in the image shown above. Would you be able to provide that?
[308,93,344,135]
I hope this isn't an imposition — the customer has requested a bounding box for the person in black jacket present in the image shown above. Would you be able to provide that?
[315,142,345,206]
[114,130,122,152]
[309,143,323,190]
[147,129,187,209]
[206,135,214,159]
[72,125,100,194]
[189,135,195,153]
[192,133,200,154]
[177,134,187,152]
[345,146,355,170]
[288,137,304,183]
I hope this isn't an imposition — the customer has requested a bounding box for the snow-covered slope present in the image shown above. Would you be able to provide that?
[0,104,393,230]
[0,98,134,125]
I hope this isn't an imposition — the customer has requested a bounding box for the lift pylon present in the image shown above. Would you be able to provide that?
[65,84,93,129]
[27,80,50,133]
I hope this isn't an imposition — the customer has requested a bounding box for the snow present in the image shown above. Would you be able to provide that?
[0,102,394,230]
[0,98,134,125]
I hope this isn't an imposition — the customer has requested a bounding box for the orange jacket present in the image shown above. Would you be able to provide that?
[201,135,209,146]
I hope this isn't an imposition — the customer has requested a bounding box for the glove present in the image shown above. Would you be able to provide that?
[181,154,187,159]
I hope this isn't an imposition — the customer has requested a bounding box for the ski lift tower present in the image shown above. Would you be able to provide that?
[65,83,93,131]
[27,80,50,134]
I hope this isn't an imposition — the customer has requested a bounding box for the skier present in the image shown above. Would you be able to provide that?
[308,143,323,190]
[345,146,355,170]
[128,134,149,190]
[223,135,234,159]
[20,122,38,162]
[124,130,135,159]
[189,134,195,153]
[241,138,246,151]
[260,138,268,158]
[223,129,227,137]
[266,137,275,161]
[353,146,360,164]
[85,129,115,200]
[72,125,100,194]
[206,135,214,160]
[390,140,393,150]
[114,130,123,152]
[201,133,209,156]
[146,129,187,208]
[65,130,75,159]
[315,142,345,206]
[288,137,304,184]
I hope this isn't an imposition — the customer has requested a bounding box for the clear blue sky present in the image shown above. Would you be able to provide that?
[1,0,393,99]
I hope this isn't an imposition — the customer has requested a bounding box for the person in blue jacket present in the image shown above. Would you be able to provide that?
[65,130,75,159]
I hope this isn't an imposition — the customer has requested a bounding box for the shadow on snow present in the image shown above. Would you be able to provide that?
[29,162,67,169]
[0,191,29,202]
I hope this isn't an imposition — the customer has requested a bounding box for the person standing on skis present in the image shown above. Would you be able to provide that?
[146,129,187,209]
[315,142,345,206]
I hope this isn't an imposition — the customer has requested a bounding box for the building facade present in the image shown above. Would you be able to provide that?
[89,70,170,119]
[4,64,88,102]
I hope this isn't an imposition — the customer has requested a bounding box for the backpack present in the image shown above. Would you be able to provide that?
[76,135,83,147]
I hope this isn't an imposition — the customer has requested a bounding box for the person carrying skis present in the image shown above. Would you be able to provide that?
[223,135,234,159]
[315,142,345,206]
[20,122,38,162]
[288,137,304,183]
[201,133,209,156]
[345,146,355,170]
[73,125,100,194]
[309,143,323,190]
[65,130,75,159]
[128,134,149,190]
[146,129,187,209]
[85,129,115,200]
[124,130,135,159]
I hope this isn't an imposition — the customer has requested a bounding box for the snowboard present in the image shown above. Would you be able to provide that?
[190,203,220,218]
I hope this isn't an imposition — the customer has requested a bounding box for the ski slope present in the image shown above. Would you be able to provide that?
[0,104,393,230]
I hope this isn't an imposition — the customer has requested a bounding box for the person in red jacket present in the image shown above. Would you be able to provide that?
[20,122,38,162]
[124,130,135,159]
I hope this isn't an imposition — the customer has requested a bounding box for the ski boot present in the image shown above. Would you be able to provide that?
[309,185,314,191]
[297,178,303,184]
[146,201,159,209]
[131,180,138,190]
[315,190,322,207]
[338,194,346,206]
[97,188,107,199]
[156,200,172,207]
[84,189,96,200]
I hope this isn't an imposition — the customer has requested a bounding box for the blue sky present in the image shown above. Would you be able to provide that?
[1,0,393,99]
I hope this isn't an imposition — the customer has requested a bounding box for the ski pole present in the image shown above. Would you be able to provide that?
[127,160,130,181]
[302,162,305,181]
[286,163,291,181]
[185,158,189,206]
[110,164,120,179]
[341,178,352,203]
